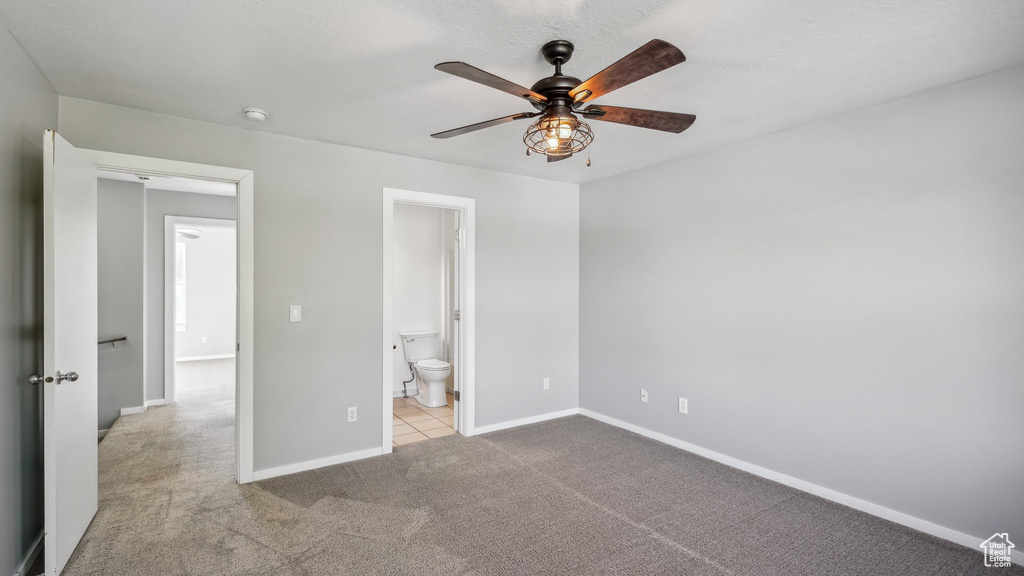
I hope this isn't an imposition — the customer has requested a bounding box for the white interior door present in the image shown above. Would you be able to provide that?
[42,130,99,575]
[452,212,461,430]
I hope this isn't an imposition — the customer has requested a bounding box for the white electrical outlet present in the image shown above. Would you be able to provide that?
[201,336,207,344]
[679,397,688,414]
[641,388,649,403]
[289,304,302,322]
[347,407,357,422]
[543,377,550,390]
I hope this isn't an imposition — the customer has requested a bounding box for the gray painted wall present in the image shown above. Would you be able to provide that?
[58,100,580,472]
[97,179,146,429]
[174,225,236,359]
[0,20,57,576]
[580,65,1024,541]
[145,189,236,401]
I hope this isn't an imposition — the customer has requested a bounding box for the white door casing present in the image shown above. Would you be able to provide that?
[42,130,99,575]
[81,148,255,483]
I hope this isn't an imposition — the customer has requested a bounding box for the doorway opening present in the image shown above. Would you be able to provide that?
[86,150,255,483]
[391,204,460,444]
[166,217,237,409]
[382,188,475,452]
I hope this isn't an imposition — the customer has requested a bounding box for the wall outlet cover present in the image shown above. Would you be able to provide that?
[641,388,649,403]
[543,377,550,390]
[201,336,207,344]
[290,304,302,322]
[679,397,688,414]
[347,406,357,422]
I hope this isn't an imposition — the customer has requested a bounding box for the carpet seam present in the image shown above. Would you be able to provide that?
[480,434,738,576]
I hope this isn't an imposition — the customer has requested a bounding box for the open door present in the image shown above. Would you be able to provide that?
[42,130,98,575]
[451,212,461,430]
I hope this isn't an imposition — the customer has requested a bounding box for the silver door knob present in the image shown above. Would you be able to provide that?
[56,370,79,384]
[27,374,45,385]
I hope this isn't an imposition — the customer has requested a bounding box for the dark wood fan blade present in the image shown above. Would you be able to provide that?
[431,112,536,139]
[569,40,685,104]
[547,152,572,163]
[583,105,695,133]
[435,62,547,104]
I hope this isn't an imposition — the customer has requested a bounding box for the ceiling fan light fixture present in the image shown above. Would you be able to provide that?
[524,110,593,158]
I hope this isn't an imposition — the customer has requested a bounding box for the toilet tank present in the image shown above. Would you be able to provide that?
[399,331,439,362]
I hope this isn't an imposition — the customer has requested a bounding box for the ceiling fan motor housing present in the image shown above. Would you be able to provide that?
[529,76,581,110]
[531,40,583,111]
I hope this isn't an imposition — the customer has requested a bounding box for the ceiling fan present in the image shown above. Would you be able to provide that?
[431,39,696,163]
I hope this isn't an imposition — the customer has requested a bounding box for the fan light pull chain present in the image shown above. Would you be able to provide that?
[587,151,591,167]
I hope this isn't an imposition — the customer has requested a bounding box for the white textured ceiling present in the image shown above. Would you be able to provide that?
[3,0,1023,184]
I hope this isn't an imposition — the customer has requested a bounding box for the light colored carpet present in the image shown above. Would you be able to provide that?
[49,360,1016,575]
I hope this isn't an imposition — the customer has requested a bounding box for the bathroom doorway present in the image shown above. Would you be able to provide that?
[382,188,475,451]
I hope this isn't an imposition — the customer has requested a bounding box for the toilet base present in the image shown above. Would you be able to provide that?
[415,377,449,408]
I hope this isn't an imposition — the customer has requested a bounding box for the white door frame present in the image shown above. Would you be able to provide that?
[82,149,256,483]
[164,216,237,403]
[382,188,476,451]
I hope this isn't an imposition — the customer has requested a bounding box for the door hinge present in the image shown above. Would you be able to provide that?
[455,229,461,241]
[453,390,460,401]
[237,343,240,352]
[454,310,461,321]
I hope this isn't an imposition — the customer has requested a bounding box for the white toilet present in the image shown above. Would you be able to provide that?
[398,331,451,408]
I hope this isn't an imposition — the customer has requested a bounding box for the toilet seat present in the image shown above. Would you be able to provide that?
[416,358,450,371]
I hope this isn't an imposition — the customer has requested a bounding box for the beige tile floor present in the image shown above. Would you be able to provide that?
[392,392,456,446]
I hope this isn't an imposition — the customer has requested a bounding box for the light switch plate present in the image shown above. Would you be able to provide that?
[289,305,302,322]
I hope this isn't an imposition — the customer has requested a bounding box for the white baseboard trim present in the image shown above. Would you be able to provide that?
[470,407,579,436]
[117,400,167,419]
[97,428,109,440]
[14,531,43,576]
[393,388,418,398]
[578,408,1021,566]
[250,447,384,482]
[175,354,235,363]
